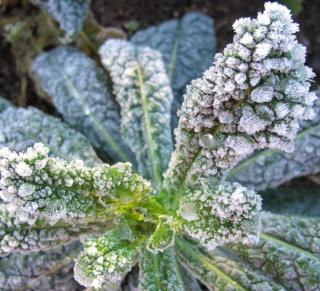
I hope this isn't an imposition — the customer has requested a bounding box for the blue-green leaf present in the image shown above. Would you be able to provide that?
[0,106,100,166]
[99,40,173,187]
[32,46,133,163]
[31,0,90,41]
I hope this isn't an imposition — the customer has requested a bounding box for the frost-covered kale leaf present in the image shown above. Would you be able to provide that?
[131,12,215,97]
[0,106,99,166]
[31,0,90,41]
[164,2,316,191]
[228,123,320,190]
[32,46,134,163]
[0,242,80,290]
[139,248,185,291]
[99,40,173,187]
[0,144,151,227]
[131,12,216,126]
[177,212,320,290]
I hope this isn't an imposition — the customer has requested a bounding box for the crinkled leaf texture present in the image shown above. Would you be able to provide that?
[0,105,100,166]
[32,45,134,163]
[139,248,184,291]
[31,0,90,41]
[177,213,320,290]
[0,242,80,290]
[131,12,216,126]
[228,123,320,191]
[99,40,173,187]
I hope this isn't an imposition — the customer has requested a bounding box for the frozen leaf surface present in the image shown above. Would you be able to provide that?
[139,247,184,291]
[0,106,99,166]
[0,242,80,290]
[31,0,90,41]
[32,46,133,163]
[131,12,216,126]
[99,40,173,187]
[228,123,320,190]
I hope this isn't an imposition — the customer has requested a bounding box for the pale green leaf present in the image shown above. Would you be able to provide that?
[31,0,90,41]
[99,40,173,187]
[139,247,184,291]
[32,46,133,163]
[0,97,12,113]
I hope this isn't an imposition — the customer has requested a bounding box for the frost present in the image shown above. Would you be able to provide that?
[99,40,173,187]
[31,0,90,41]
[32,46,133,163]
[165,2,317,190]
[178,182,262,250]
[0,106,100,166]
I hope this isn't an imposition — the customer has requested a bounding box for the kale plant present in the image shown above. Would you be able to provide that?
[0,2,319,290]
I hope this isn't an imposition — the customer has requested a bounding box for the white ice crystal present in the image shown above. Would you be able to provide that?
[178,182,262,250]
[165,2,317,189]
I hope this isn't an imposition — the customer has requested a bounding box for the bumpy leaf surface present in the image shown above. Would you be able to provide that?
[230,213,320,290]
[0,106,99,166]
[32,46,133,163]
[176,237,285,290]
[0,242,80,290]
[228,123,320,190]
[164,2,316,191]
[131,12,216,126]
[31,0,90,41]
[99,40,173,187]
[139,248,184,291]
[0,144,151,226]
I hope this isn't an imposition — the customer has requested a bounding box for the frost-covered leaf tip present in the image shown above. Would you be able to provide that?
[165,2,317,190]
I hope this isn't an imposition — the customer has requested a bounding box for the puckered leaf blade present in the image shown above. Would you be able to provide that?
[0,242,80,290]
[131,12,216,126]
[229,213,320,290]
[31,0,90,41]
[176,237,285,290]
[0,106,100,166]
[0,144,151,227]
[139,247,184,291]
[228,124,320,191]
[99,40,173,187]
[32,46,134,163]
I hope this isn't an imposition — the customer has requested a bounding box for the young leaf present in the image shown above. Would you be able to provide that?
[230,213,320,290]
[164,2,316,191]
[0,106,100,166]
[32,46,133,163]
[0,242,80,290]
[0,144,151,225]
[31,0,90,41]
[99,40,173,187]
[228,124,320,190]
[131,12,216,126]
[139,247,184,291]
[178,182,262,250]
[74,226,139,289]
[176,237,285,290]
[0,97,12,113]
